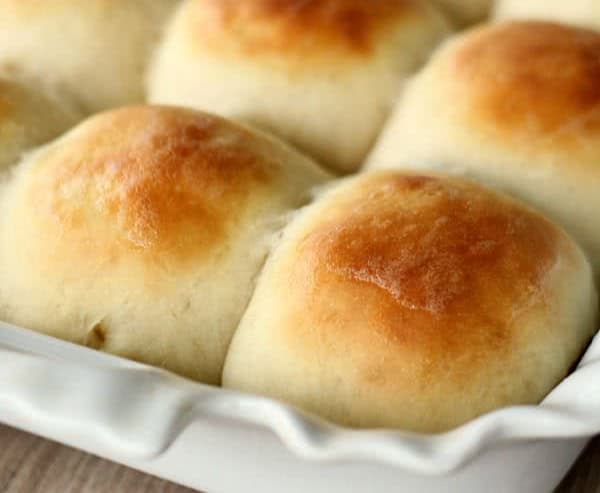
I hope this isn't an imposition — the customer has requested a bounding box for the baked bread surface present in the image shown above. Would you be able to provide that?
[223,171,598,432]
[0,105,329,384]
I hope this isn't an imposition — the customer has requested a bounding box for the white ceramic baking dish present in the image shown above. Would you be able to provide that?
[1,320,599,493]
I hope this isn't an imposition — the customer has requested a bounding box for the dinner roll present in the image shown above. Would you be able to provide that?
[0,105,329,384]
[367,21,600,277]
[147,0,451,173]
[0,0,178,114]
[495,0,600,32]
[430,0,491,26]
[223,172,597,432]
[0,78,77,170]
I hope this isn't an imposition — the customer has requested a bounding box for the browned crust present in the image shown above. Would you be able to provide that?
[284,173,561,391]
[451,21,600,141]
[0,80,15,122]
[186,0,425,58]
[25,106,278,265]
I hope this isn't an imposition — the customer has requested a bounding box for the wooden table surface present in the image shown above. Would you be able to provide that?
[0,424,597,493]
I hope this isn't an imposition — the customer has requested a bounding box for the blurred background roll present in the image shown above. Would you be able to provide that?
[147,0,451,173]
[0,77,77,170]
[495,0,600,32]
[223,172,597,432]
[430,0,491,26]
[367,21,600,277]
[0,105,329,384]
[0,0,179,114]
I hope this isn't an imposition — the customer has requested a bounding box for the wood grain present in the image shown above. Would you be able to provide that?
[557,437,600,493]
[0,425,195,493]
[0,424,597,492]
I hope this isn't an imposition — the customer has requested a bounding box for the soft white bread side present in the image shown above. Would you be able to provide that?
[0,105,329,384]
[223,171,598,432]
[147,0,451,173]
[367,21,600,277]
[0,77,77,170]
[495,0,600,32]
[0,0,178,113]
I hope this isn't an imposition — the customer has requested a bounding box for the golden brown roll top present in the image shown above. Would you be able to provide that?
[0,77,77,170]
[23,107,279,264]
[0,0,178,113]
[367,21,600,277]
[0,105,329,384]
[449,22,600,143]
[495,0,600,33]
[147,0,451,173]
[223,172,597,432]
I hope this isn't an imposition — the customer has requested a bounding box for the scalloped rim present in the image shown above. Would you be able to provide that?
[1,321,599,475]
